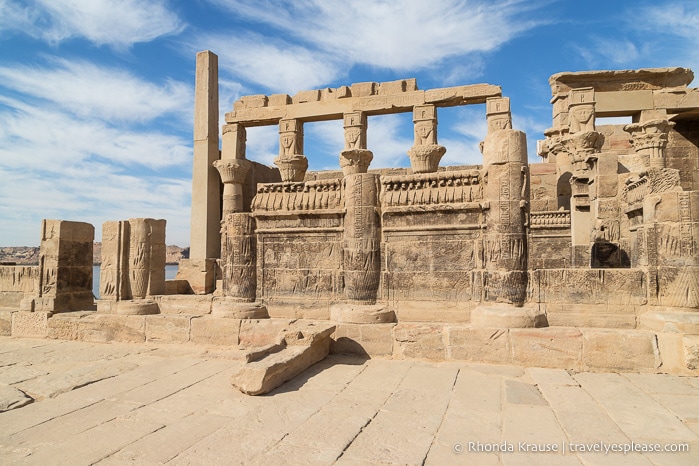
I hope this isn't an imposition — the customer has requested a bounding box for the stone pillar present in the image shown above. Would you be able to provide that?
[190,50,220,261]
[97,218,165,315]
[562,88,602,266]
[23,220,95,313]
[471,98,545,328]
[331,173,394,323]
[274,119,308,182]
[180,51,220,296]
[339,111,373,176]
[625,119,674,170]
[407,105,446,174]
[212,213,268,319]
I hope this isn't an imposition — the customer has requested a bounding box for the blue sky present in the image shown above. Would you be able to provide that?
[0,0,697,247]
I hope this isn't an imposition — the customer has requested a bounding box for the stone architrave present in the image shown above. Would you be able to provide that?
[275,119,308,182]
[407,105,446,173]
[339,111,373,176]
[27,220,95,313]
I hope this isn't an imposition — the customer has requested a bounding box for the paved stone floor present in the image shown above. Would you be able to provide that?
[0,337,697,465]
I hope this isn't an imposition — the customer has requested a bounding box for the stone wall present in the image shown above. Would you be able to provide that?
[0,266,38,308]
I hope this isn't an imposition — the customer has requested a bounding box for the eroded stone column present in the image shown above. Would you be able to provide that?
[213,158,251,216]
[97,218,165,315]
[339,111,373,176]
[275,119,308,182]
[471,97,545,328]
[407,105,446,174]
[331,173,394,323]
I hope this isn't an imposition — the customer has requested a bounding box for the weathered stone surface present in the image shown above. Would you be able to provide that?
[0,385,33,412]
[145,315,191,343]
[190,316,240,346]
[12,311,50,338]
[582,329,659,371]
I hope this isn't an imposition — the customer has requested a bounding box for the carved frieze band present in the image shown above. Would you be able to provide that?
[380,170,482,207]
[530,210,571,227]
[252,179,343,212]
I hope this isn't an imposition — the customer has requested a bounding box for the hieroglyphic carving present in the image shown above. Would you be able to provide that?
[252,179,343,212]
[343,174,381,303]
[621,168,681,205]
[679,191,693,258]
[221,213,257,301]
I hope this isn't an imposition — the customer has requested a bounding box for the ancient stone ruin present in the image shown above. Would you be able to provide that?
[1,51,698,393]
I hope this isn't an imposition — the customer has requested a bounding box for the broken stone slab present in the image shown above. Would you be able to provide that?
[0,385,33,412]
[231,322,336,395]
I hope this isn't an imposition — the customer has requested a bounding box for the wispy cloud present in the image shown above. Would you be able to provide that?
[208,0,546,72]
[0,0,184,48]
[192,33,343,93]
[0,58,192,123]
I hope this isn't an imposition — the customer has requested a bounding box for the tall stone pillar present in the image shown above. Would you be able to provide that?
[274,119,308,182]
[407,105,446,174]
[179,50,220,294]
[562,88,602,266]
[471,97,545,328]
[339,111,373,176]
[331,173,394,323]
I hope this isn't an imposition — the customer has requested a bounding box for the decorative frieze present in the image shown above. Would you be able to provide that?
[380,170,482,207]
[252,179,343,212]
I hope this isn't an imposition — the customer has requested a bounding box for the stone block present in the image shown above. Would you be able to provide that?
[447,327,511,364]
[394,301,471,323]
[393,323,446,360]
[46,312,91,340]
[190,317,240,346]
[78,314,146,343]
[164,280,192,295]
[510,327,582,370]
[156,294,212,315]
[145,315,191,343]
[684,335,699,371]
[639,311,699,334]
[350,82,377,97]
[331,322,395,357]
[12,311,50,338]
[582,329,659,371]
[175,259,217,295]
[0,310,12,336]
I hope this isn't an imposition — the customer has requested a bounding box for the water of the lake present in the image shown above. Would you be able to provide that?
[92,264,178,299]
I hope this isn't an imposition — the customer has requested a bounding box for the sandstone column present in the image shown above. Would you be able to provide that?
[407,105,446,174]
[331,173,394,323]
[97,218,165,315]
[178,51,221,294]
[625,118,674,170]
[471,97,545,328]
[562,88,602,266]
[339,111,373,176]
[275,119,308,182]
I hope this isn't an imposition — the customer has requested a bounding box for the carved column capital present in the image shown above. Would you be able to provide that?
[486,97,512,133]
[624,119,675,169]
[276,118,308,181]
[213,159,252,215]
[408,104,445,173]
[340,111,373,175]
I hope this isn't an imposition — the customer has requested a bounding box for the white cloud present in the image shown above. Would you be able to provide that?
[573,37,640,68]
[193,33,342,93]
[0,58,192,123]
[0,0,184,48]
[245,125,279,166]
[366,114,413,169]
[208,0,545,71]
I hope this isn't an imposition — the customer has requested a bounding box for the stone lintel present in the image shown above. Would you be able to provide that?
[549,67,693,94]
[225,83,501,125]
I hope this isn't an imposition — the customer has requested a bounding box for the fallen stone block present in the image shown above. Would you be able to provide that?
[231,322,335,395]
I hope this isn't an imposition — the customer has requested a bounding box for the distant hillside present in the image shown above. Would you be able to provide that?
[0,244,188,265]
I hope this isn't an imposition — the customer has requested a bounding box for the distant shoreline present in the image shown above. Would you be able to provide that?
[0,244,189,266]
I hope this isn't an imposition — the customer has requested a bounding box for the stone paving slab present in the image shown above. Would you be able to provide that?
[0,336,697,465]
